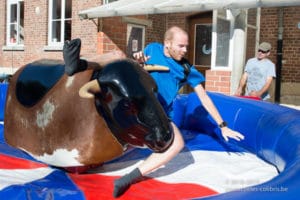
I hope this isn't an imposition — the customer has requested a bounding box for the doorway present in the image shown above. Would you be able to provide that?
[185,12,213,92]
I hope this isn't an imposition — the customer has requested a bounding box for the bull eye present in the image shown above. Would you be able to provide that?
[123,100,139,114]
[123,101,130,108]
[104,93,113,102]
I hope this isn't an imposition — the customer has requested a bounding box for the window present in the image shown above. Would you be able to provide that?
[211,9,231,69]
[48,0,72,45]
[6,0,24,46]
[215,18,230,67]
[126,24,145,57]
[194,24,212,66]
[211,8,260,70]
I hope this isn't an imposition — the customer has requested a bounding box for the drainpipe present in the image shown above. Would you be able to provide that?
[230,9,246,94]
[275,8,283,103]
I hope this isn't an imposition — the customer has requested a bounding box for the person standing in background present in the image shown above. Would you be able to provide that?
[235,42,276,100]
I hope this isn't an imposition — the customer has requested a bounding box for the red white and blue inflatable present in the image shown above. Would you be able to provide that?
[1,80,300,199]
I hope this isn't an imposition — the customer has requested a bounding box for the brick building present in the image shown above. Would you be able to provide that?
[0,0,299,104]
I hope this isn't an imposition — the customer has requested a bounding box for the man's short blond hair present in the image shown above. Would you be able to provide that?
[164,26,188,42]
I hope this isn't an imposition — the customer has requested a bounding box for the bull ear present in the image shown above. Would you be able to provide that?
[143,64,169,71]
[79,79,101,98]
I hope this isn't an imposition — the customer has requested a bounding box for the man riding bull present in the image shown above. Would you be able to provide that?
[63,27,244,197]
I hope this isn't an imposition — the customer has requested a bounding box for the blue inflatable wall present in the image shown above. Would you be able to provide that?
[173,92,300,200]
[1,81,300,199]
[0,83,8,121]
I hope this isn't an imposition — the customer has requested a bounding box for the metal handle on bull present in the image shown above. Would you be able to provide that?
[79,64,169,99]
[143,64,169,71]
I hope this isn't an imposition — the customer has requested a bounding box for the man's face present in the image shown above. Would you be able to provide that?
[164,32,188,61]
[257,49,270,60]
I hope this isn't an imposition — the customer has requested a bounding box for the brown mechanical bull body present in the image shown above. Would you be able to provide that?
[4,59,173,172]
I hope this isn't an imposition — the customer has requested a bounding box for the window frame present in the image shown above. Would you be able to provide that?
[193,23,212,66]
[211,9,233,70]
[104,0,119,4]
[48,0,72,46]
[6,0,24,46]
[126,23,145,56]
[211,8,260,70]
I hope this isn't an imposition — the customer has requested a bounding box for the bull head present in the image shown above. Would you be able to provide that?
[80,59,174,153]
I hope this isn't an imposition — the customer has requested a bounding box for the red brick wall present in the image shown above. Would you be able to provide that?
[0,0,101,70]
[72,1,102,57]
[1,2,299,87]
[100,17,127,54]
[205,70,231,95]
[146,15,166,44]
[245,8,258,61]
[259,8,278,64]
[98,14,168,56]
[166,13,190,31]
[283,7,300,83]
[98,15,166,53]
[98,15,163,56]
[0,2,6,66]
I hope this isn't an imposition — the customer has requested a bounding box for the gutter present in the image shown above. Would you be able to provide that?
[275,8,284,103]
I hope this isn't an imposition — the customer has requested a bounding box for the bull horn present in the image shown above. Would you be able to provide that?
[79,79,101,98]
[143,64,169,71]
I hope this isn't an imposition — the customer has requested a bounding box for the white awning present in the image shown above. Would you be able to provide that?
[79,0,300,19]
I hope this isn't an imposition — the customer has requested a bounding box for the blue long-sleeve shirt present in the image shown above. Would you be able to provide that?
[144,42,205,116]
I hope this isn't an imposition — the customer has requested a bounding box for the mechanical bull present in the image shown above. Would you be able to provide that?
[4,59,173,172]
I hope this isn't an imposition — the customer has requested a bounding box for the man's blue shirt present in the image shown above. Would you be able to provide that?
[144,42,205,116]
